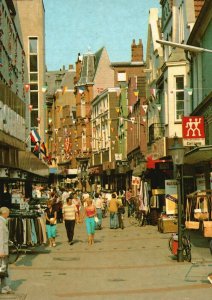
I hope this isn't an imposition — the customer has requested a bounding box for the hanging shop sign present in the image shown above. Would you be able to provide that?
[182,116,205,147]
[196,173,206,191]
[165,180,178,215]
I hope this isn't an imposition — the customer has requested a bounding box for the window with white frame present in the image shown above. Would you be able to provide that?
[175,76,184,120]
[118,71,126,82]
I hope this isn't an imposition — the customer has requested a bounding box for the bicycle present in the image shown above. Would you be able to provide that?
[168,228,191,262]
[8,240,19,264]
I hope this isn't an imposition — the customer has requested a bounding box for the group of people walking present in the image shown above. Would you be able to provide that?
[44,189,126,248]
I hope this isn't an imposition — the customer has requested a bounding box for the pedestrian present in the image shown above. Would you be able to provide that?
[0,207,13,294]
[94,193,103,229]
[84,198,97,245]
[45,200,57,247]
[72,192,82,222]
[62,195,78,245]
[108,193,119,229]
[117,196,125,229]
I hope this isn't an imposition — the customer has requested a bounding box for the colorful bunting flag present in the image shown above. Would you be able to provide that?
[30,129,41,143]
[40,142,47,156]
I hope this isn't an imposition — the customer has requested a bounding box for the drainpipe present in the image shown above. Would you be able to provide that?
[185,50,193,113]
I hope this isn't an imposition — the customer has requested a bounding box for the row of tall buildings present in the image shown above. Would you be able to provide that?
[0,0,47,197]
[0,0,211,197]
[46,0,212,195]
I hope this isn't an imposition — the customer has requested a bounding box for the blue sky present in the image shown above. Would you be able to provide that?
[44,0,161,71]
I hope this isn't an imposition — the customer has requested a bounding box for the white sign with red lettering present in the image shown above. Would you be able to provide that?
[182,116,205,146]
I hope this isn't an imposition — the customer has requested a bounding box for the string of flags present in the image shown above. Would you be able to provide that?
[30,129,50,163]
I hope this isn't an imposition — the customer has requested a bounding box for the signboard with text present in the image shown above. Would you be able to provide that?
[165,180,178,215]
[182,116,205,146]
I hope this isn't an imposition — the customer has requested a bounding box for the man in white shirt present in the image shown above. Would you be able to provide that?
[94,193,103,229]
[62,195,78,245]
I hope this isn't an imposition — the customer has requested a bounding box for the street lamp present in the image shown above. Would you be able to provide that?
[169,134,185,262]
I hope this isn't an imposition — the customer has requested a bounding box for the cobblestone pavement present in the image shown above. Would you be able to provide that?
[6,215,212,300]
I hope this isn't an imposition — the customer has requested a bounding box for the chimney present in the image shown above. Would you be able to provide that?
[74,53,82,84]
[131,39,143,62]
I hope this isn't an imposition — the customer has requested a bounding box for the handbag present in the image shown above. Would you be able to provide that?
[0,257,8,278]
[194,197,209,220]
[94,216,99,223]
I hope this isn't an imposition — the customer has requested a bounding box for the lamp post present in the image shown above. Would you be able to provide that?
[169,134,185,262]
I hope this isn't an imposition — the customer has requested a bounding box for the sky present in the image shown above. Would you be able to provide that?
[44,0,161,71]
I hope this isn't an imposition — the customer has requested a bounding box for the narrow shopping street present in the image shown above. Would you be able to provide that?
[7,216,212,300]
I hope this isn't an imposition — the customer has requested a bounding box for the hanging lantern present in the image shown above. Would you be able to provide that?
[24,84,30,92]
[115,107,120,113]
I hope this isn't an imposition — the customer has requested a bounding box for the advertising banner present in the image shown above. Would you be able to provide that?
[196,173,206,190]
[165,180,178,215]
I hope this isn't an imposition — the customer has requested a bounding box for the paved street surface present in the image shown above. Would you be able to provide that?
[5,216,212,300]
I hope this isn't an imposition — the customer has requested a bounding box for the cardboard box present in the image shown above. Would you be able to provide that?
[158,217,178,233]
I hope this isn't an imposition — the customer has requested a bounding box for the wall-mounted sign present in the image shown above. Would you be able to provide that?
[165,180,178,215]
[182,116,205,146]
[196,173,206,191]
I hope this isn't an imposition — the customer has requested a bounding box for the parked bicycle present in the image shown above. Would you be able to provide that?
[8,240,19,264]
[168,227,191,262]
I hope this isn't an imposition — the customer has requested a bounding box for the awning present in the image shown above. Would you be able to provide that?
[132,164,146,176]
[18,151,49,177]
[184,145,212,164]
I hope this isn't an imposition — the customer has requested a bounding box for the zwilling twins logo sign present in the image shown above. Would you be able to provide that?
[182,116,205,146]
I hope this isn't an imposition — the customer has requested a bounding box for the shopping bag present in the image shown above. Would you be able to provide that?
[0,258,8,278]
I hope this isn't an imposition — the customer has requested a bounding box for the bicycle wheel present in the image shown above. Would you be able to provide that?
[8,242,19,264]
[182,236,191,262]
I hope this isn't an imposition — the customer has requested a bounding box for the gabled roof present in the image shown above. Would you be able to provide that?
[60,70,76,90]
[77,47,106,86]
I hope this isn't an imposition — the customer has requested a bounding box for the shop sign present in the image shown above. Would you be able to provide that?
[182,116,205,146]
[196,173,206,190]
[132,176,140,186]
[165,180,178,215]
[89,166,102,175]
